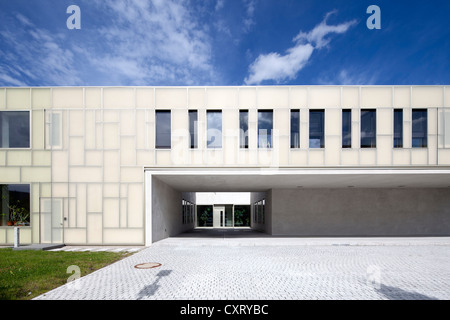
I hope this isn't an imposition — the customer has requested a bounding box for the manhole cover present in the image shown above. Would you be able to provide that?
[134,262,162,269]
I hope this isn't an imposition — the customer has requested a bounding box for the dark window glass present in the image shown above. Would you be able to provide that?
[239,110,249,149]
[342,109,351,148]
[412,109,427,148]
[394,109,403,148]
[291,109,300,148]
[234,205,250,227]
[155,111,171,149]
[309,110,324,148]
[189,110,198,149]
[207,110,222,148]
[0,111,30,148]
[258,110,273,148]
[361,109,376,148]
[0,184,30,226]
[197,205,213,227]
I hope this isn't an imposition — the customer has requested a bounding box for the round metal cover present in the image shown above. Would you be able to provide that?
[134,262,161,269]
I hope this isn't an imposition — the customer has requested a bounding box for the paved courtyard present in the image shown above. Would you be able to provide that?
[34,230,450,300]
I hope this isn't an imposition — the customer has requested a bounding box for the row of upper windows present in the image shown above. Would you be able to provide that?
[0,109,428,149]
[156,109,428,149]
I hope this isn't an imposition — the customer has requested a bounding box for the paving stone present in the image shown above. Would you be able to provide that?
[34,236,450,300]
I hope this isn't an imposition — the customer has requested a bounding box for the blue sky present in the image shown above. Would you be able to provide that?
[0,0,449,87]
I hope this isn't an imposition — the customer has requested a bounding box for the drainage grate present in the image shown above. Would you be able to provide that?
[134,262,162,269]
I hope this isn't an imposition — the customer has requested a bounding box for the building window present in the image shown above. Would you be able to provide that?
[258,110,273,148]
[291,109,300,148]
[0,111,30,148]
[361,109,376,148]
[155,110,171,149]
[342,109,352,148]
[394,109,403,148]
[0,184,30,227]
[189,110,198,149]
[254,199,265,224]
[239,110,249,149]
[412,109,427,148]
[182,199,194,224]
[207,110,222,148]
[197,205,213,227]
[309,109,324,148]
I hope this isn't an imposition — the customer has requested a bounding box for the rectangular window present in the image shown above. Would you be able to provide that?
[207,110,222,148]
[239,110,249,149]
[0,111,30,148]
[258,110,273,148]
[309,109,324,148]
[342,109,352,148]
[361,109,376,148]
[412,109,427,148]
[0,184,30,226]
[188,110,198,149]
[155,110,171,149]
[291,109,300,148]
[394,109,403,148]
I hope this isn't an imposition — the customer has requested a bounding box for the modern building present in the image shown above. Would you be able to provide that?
[0,86,450,247]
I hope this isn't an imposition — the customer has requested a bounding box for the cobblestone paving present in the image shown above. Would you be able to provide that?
[34,236,450,300]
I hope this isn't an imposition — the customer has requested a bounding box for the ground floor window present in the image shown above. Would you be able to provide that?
[254,199,265,224]
[0,184,30,226]
[197,205,213,227]
[196,204,251,228]
[234,205,250,227]
[182,199,194,224]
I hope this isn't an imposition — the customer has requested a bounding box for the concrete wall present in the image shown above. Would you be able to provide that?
[271,188,450,236]
[151,176,194,243]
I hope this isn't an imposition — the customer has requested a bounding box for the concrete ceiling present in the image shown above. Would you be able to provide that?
[149,168,450,192]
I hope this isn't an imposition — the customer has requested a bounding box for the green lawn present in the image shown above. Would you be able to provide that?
[0,248,132,300]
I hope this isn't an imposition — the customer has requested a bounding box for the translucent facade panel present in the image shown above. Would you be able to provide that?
[342,87,359,108]
[412,87,443,108]
[361,87,392,108]
[394,87,411,107]
[103,151,120,182]
[309,110,324,148]
[377,109,392,135]
[341,149,359,166]
[128,184,143,228]
[377,136,392,165]
[0,167,20,181]
[393,149,410,165]
[0,89,5,109]
[136,88,154,109]
[257,88,289,109]
[103,88,134,109]
[258,110,273,148]
[289,88,308,107]
[155,111,171,149]
[411,149,428,164]
[412,109,427,148]
[32,89,51,109]
[325,136,340,166]
[155,88,187,109]
[6,88,30,109]
[104,199,120,228]
[0,111,30,148]
[360,149,377,165]
[238,88,256,108]
[52,88,83,108]
[207,88,237,108]
[120,110,135,136]
[7,150,31,166]
[361,109,376,148]
[207,110,222,148]
[188,89,205,108]
[309,87,340,108]
[308,150,324,165]
[85,88,102,108]
[103,124,119,149]
[69,137,84,166]
[87,214,102,244]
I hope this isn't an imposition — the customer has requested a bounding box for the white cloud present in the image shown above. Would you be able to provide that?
[245,10,357,85]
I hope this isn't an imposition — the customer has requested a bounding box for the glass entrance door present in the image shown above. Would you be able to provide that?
[213,206,224,228]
